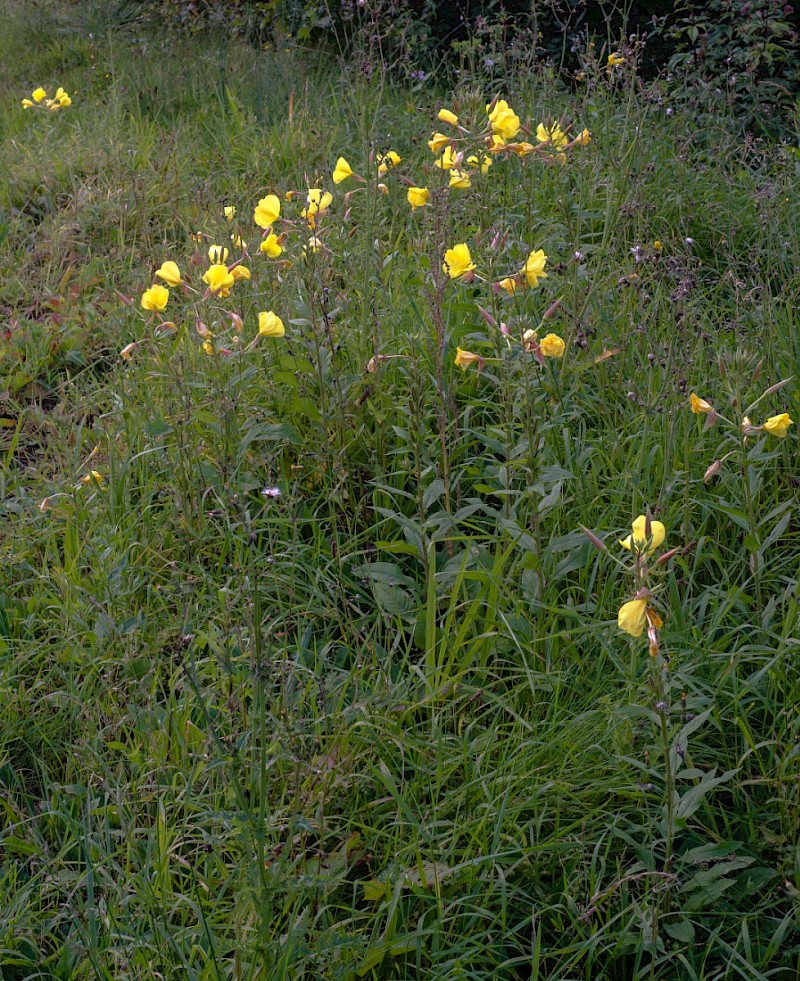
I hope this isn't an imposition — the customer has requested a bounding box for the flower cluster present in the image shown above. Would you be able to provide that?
[22,86,72,110]
[126,93,588,377]
[688,387,794,483]
[616,514,672,656]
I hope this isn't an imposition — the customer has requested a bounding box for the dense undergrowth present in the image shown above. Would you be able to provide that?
[1,1,799,978]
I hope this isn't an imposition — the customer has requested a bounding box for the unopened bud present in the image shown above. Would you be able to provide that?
[580,526,607,552]
[656,546,680,565]
[703,459,723,483]
[542,298,562,321]
[477,304,497,328]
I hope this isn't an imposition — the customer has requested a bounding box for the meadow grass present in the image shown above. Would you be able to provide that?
[1,2,799,978]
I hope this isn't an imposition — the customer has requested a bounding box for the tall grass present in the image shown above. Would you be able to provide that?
[1,2,798,978]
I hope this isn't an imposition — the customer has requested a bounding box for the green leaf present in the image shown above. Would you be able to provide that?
[663,917,696,942]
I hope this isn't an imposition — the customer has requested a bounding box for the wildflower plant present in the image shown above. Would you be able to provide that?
[689,374,794,605]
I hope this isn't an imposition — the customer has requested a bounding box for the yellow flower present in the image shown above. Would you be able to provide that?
[22,99,34,108]
[497,277,518,295]
[259,233,283,257]
[32,87,47,102]
[407,187,429,210]
[208,244,229,264]
[437,108,458,126]
[202,263,235,294]
[54,87,71,107]
[466,153,492,173]
[230,265,251,282]
[332,156,353,184]
[522,248,548,288]
[576,128,591,145]
[141,284,169,312]
[508,142,535,157]
[155,260,182,287]
[762,412,794,438]
[427,132,450,154]
[435,145,457,171]
[608,52,625,66]
[488,134,507,151]
[202,340,215,356]
[377,150,401,176]
[80,470,106,488]
[448,169,471,189]
[303,188,333,228]
[230,233,246,248]
[443,244,476,280]
[536,122,568,149]
[454,347,481,371]
[689,393,713,414]
[258,311,285,337]
[254,194,281,229]
[487,100,520,140]
[653,240,663,252]
[306,188,332,211]
[224,206,237,221]
[618,598,647,637]
[539,333,565,357]
[620,515,666,554]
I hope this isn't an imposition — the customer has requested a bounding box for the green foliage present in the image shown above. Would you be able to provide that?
[1,0,800,977]
[665,0,800,137]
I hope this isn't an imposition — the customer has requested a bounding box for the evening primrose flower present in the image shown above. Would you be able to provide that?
[536,122,568,150]
[762,412,794,438]
[141,284,169,312]
[620,515,666,554]
[254,194,281,229]
[332,156,353,184]
[448,169,471,189]
[497,277,518,295]
[303,188,333,228]
[608,53,625,66]
[407,187,429,210]
[258,311,285,337]
[208,244,229,264]
[438,108,458,126]
[443,244,476,280]
[428,132,450,154]
[466,153,492,173]
[454,347,481,371]
[435,146,458,171]
[45,87,71,110]
[80,470,106,489]
[618,598,648,637]
[224,206,237,221]
[259,233,283,257]
[487,100,520,140]
[689,393,713,414]
[230,265,251,282]
[539,333,565,357]
[202,263,235,294]
[377,150,401,176]
[32,87,47,102]
[576,128,591,145]
[155,260,182,287]
[522,249,548,288]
